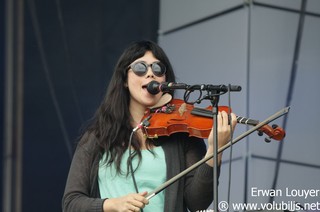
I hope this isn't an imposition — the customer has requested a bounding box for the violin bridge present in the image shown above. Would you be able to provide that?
[178,103,187,116]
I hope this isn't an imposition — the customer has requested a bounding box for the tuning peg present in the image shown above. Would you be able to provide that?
[272,124,278,129]
[257,130,263,136]
[264,137,271,143]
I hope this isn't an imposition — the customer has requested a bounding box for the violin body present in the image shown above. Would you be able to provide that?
[141,99,285,141]
[141,99,228,138]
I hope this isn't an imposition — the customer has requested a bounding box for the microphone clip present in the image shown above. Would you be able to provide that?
[133,115,151,132]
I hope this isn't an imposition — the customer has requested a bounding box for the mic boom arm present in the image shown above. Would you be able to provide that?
[146,81,242,95]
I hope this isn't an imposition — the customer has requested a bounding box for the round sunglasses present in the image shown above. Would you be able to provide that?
[128,61,166,77]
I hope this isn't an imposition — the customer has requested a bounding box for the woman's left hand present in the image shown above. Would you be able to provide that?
[205,111,237,167]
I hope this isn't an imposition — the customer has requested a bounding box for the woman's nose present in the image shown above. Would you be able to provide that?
[145,67,155,78]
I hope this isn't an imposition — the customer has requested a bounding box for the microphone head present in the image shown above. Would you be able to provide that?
[146,81,160,95]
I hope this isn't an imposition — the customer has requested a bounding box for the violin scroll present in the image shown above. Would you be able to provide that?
[257,124,286,142]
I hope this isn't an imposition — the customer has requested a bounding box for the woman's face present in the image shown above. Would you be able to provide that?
[127,51,166,109]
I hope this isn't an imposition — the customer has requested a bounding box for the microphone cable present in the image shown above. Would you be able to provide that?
[127,117,151,212]
[226,84,235,212]
[128,131,145,212]
[128,131,140,194]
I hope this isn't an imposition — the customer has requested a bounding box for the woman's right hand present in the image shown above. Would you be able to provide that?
[103,191,149,212]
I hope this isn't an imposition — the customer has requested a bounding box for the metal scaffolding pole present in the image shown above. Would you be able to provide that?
[3,0,24,211]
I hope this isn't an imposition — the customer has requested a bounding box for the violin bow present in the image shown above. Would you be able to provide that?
[146,106,290,200]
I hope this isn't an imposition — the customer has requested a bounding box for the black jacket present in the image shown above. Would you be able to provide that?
[62,132,217,212]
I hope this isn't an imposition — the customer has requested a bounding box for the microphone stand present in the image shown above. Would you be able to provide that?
[146,106,290,204]
[207,89,220,212]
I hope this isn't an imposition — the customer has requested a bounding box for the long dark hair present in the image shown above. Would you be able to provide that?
[87,40,176,174]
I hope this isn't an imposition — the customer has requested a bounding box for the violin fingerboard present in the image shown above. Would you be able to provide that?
[191,107,259,126]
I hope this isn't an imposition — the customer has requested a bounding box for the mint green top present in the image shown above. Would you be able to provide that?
[98,147,166,212]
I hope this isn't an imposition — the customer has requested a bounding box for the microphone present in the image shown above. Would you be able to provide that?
[146,81,188,95]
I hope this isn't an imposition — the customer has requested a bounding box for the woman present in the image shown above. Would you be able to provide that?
[62,40,237,212]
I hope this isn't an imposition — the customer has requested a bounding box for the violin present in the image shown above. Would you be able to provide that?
[140,99,285,142]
